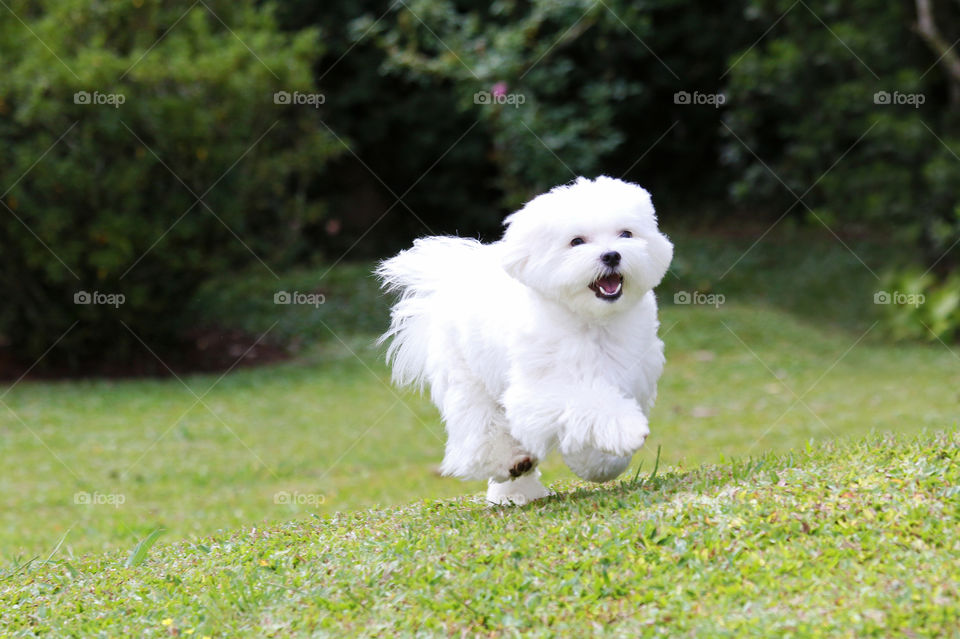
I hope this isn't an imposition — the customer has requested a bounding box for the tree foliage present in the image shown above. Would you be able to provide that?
[0,0,341,366]
[722,0,960,264]
[350,0,753,211]
[721,0,960,339]
[2,0,958,368]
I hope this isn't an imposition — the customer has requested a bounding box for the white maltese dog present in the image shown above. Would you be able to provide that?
[377,176,673,505]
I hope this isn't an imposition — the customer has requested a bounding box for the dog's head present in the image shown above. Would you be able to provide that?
[501,176,673,318]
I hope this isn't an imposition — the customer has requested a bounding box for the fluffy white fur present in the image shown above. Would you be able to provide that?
[377,176,673,505]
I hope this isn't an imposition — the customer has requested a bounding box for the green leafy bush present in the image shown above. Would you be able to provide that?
[0,0,341,368]
[878,268,960,341]
[722,0,960,340]
[273,0,505,252]
[333,0,752,211]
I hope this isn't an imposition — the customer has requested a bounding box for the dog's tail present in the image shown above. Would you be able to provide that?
[376,236,484,390]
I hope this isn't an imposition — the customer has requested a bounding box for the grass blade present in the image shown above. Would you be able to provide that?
[645,445,662,487]
[0,556,38,582]
[41,527,72,567]
[125,528,165,568]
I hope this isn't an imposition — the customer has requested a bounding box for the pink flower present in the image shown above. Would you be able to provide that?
[491,82,508,98]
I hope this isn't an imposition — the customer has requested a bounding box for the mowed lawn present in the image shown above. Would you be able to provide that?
[6,432,957,637]
[1,231,957,559]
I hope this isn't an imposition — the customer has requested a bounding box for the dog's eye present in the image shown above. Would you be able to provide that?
[570,237,585,247]
[619,230,633,238]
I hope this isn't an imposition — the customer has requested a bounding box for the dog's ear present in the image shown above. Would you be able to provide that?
[500,233,530,282]
[500,212,531,283]
[644,231,674,289]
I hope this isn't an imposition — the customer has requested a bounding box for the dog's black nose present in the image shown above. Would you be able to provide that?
[600,251,621,267]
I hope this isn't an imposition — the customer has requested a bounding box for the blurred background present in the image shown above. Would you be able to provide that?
[0,0,958,556]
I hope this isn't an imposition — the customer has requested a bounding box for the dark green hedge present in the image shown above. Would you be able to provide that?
[0,0,341,367]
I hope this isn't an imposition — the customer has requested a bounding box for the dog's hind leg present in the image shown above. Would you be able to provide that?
[486,468,552,506]
[436,376,535,482]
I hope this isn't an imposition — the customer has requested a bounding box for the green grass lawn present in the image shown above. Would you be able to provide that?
[2,232,958,561]
[3,432,958,636]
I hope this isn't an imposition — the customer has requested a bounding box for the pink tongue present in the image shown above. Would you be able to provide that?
[597,275,620,294]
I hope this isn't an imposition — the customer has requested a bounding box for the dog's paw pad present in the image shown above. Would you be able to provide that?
[509,456,534,478]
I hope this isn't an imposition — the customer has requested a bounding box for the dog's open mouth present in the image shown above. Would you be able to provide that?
[589,273,623,301]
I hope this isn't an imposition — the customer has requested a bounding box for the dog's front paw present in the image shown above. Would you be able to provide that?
[563,447,632,483]
[615,413,650,454]
[566,411,648,458]
[608,412,649,456]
